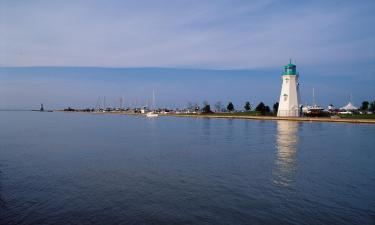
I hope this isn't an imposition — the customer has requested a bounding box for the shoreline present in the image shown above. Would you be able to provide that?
[160,114,375,124]
[55,111,375,124]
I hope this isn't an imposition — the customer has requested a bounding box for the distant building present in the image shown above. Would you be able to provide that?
[140,107,149,114]
[340,102,358,112]
[277,60,301,117]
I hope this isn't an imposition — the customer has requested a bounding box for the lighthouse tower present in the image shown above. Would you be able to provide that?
[277,60,300,117]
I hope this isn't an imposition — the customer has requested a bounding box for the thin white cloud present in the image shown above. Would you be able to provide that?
[0,0,374,69]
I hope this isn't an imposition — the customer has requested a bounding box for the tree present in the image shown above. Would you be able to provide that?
[202,104,211,113]
[193,102,200,112]
[227,102,234,112]
[255,102,270,115]
[369,101,375,112]
[214,101,223,112]
[187,102,193,111]
[255,102,265,112]
[273,102,279,113]
[202,101,211,113]
[244,101,251,111]
[361,101,369,111]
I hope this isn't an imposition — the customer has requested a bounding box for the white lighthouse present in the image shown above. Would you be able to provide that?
[277,60,301,117]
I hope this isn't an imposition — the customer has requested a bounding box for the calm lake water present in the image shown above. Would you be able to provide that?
[0,111,374,225]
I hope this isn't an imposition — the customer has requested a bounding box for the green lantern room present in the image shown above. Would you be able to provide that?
[283,59,297,75]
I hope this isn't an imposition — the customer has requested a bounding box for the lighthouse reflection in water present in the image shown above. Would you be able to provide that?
[274,121,300,187]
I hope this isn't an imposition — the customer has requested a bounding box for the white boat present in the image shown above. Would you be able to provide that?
[146,90,158,118]
[146,111,158,118]
[302,105,324,115]
[302,88,324,115]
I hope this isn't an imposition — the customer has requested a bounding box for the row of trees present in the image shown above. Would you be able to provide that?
[196,101,279,115]
[196,100,375,114]
[360,101,375,112]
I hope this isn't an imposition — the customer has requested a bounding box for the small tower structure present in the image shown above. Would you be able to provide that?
[40,103,44,112]
[277,60,300,117]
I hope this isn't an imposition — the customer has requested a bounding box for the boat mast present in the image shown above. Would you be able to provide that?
[152,89,156,110]
[95,96,101,110]
[312,88,316,107]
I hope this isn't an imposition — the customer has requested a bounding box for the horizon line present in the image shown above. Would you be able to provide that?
[0,65,284,72]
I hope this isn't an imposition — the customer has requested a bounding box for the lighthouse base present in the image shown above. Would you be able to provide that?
[277,110,300,117]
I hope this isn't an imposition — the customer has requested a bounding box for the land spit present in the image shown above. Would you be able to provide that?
[56,110,375,124]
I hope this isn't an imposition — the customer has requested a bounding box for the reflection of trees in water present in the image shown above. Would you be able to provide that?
[202,118,236,143]
[273,121,299,187]
[202,118,211,139]
[224,119,234,141]
[0,169,6,209]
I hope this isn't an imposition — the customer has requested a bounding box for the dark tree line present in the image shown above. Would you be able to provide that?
[199,101,279,115]
[361,100,375,112]
[227,102,234,112]
[370,101,375,112]
[202,101,212,113]
[255,102,271,115]
[244,101,251,111]
[273,102,279,113]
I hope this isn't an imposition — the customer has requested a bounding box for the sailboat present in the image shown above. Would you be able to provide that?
[146,90,158,118]
[302,88,324,115]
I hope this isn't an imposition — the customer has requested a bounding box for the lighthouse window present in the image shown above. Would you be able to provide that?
[285,78,289,83]
[283,94,288,101]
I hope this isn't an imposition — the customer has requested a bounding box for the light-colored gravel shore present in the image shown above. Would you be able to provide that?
[56,111,375,124]
[159,114,375,124]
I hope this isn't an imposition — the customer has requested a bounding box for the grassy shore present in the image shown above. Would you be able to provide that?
[338,114,375,120]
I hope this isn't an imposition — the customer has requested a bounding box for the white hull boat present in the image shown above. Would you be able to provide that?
[146,112,158,118]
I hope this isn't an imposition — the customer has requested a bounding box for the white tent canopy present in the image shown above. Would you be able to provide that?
[340,102,358,111]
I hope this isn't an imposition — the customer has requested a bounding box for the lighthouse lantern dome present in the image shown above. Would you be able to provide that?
[283,59,297,75]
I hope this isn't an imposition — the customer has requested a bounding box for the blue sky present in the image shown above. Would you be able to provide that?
[0,0,374,109]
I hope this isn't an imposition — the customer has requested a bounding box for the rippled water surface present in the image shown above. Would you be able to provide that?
[0,111,374,225]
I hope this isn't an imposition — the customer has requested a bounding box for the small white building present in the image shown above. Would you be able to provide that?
[277,61,301,117]
[327,104,335,111]
[339,102,357,114]
[140,107,149,114]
